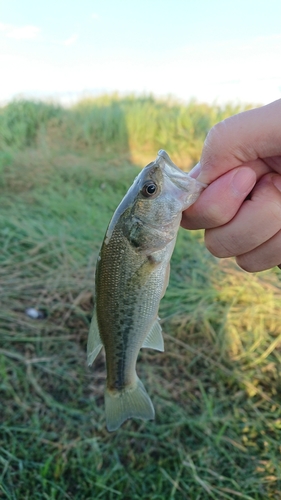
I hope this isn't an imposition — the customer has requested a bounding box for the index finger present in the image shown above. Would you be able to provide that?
[196,99,281,185]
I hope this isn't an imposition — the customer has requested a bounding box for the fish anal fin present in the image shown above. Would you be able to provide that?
[142,320,164,352]
[87,306,103,366]
[105,377,155,432]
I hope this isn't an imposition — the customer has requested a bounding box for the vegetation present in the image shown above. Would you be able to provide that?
[0,95,252,166]
[0,96,280,499]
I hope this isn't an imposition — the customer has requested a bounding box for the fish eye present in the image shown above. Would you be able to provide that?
[141,181,157,198]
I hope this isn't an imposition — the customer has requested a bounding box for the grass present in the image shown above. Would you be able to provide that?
[0,96,280,499]
[0,95,253,167]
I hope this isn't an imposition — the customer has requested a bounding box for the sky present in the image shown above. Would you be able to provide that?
[1,0,281,105]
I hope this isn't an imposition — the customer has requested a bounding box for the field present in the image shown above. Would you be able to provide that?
[0,96,280,499]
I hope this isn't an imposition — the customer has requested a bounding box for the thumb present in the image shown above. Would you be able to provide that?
[195,99,281,185]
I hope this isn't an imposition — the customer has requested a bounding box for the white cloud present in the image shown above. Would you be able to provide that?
[63,33,78,46]
[91,13,99,20]
[0,23,40,39]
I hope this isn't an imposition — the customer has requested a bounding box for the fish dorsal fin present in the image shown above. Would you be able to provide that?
[87,306,103,365]
[142,320,164,352]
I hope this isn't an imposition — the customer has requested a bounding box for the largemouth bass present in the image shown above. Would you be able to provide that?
[88,150,206,431]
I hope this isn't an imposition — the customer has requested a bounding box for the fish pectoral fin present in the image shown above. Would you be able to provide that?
[142,319,164,352]
[87,307,103,366]
[105,377,155,432]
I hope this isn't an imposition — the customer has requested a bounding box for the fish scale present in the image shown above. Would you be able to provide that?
[97,225,168,390]
[87,150,206,431]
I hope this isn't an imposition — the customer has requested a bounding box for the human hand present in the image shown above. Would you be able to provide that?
[182,99,281,272]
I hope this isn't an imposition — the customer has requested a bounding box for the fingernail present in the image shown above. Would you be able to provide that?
[272,176,281,192]
[231,168,256,195]
[189,162,201,179]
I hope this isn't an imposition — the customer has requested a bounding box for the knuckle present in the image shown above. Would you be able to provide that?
[254,176,281,220]
[204,121,228,152]
[205,230,234,258]
[236,255,257,273]
[205,117,255,164]
[204,204,232,227]
[267,200,281,223]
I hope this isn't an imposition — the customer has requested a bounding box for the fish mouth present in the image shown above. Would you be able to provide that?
[163,169,192,192]
[157,150,207,191]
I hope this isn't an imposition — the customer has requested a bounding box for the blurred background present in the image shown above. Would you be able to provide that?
[0,1,281,499]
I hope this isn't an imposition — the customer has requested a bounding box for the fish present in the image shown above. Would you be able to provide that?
[87,150,206,431]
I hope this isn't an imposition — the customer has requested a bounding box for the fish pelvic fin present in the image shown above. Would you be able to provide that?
[87,306,103,366]
[142,319,164,352]
[105,377,155,432]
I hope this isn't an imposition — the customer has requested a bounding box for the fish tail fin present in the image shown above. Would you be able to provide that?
[105,377,155,432]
